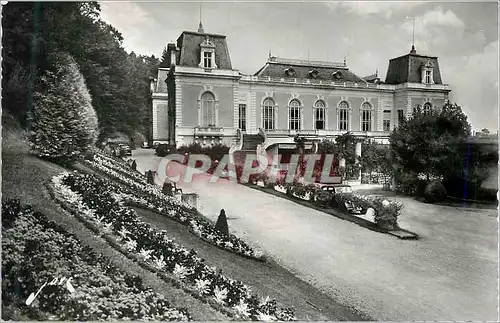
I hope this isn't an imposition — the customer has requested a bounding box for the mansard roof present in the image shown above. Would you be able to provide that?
[254,57,366,83]
[176,31,233,69]
[385,49,443,85]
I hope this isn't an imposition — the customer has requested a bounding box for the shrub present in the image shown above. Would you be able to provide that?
[215,209,229,236]
[146,170,155,184]
[27,52,99,163]
[424,181,447,203]
[176,143,230,162]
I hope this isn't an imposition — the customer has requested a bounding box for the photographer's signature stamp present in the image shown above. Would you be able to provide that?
[26,276,75,306]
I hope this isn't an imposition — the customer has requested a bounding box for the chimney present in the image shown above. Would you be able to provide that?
[167,43,177,66]
[198,21,204,33]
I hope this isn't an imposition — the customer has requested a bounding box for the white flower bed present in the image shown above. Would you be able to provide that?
[83,154,265,260]
[50,172,296,321]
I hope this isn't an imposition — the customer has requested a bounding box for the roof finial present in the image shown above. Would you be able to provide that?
[268,49,271,59]
[410,16,416,54]
[343,55,347,66]
[376,68,378,77]
[198,2,204,33]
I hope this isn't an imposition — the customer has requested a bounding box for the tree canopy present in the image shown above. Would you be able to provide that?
[2,2,160,141]
[390,101,471,182]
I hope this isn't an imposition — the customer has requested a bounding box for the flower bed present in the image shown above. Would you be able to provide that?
[81,157,265,260]
[90,152,147,183]
[2,199,191,321]
[270,181,403,229]
[49,172,295,321]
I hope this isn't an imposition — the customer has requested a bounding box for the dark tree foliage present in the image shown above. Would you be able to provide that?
[2,2,160,141]
[390,101,471,182]
[159,48,170,68]
[27,52,99,163]
[215,209,229,236]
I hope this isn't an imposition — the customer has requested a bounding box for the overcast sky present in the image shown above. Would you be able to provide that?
[100,1,498,132]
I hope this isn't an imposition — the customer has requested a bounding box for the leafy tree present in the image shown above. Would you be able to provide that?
[159,48,170,68]
[2,2,160,143]
[316,132,360,180]
[359,140,391,183]
[390,101,471,187]
[27,52,99,163]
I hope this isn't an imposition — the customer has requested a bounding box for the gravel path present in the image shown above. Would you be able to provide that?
[132,149,498,321]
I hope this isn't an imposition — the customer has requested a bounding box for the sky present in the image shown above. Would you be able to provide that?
[99,0,499,132]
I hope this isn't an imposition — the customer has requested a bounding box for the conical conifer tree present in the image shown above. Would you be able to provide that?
[215,209,229,236]
[27,52,99,163]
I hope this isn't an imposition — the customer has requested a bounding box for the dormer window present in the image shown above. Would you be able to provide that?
[203,52,212,68]
[309,69,319,78]
[285,67,296,77]
[421,59,434,84]
[332,71,342,80]
[425,70,431,84]
[199,36,217,70]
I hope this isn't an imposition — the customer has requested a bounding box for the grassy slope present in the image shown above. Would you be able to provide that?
[1,117,227,321]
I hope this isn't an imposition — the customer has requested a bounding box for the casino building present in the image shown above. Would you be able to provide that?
[150,22,451,167]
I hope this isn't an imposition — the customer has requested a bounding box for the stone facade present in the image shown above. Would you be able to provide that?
[152,26,451,151]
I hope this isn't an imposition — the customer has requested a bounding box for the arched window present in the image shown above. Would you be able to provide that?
[314,100,326,130]
[262,98,276,130]
[338,101,349,131]
[201,92,216,127]
[361,102,372,132]
[288,99,301,130]
[423,102,432,115]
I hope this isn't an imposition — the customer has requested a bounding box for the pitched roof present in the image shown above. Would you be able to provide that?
[384,50,443,84]
[176,31,232,69]
[254,57,366,83]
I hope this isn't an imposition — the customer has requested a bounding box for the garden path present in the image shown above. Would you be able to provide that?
[132,148,498,321]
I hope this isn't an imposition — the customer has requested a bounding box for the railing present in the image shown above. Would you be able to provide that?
[239,75,390,90]
[264,129,391,138]
[269,57,346,68]
[193,126,224,137]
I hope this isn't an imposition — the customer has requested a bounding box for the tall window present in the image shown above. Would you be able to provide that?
[361,102,372,132]
[238,104,246,131]
[262,98,276,130]
[203,52,212,68]
[338,101,349,131]
[201,92,216,127]
[314,100,326,130]
[289,99,301,130]
[423,102,432,115]
[383,110,391,132]
[425,70,431,84]
[397,109,404,124]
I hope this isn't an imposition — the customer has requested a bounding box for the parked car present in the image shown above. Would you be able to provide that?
[314,183,365,214]
[155,144,175,157]
[153,142,160,149]
[118,144,132,156]
[141,141,150,149]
